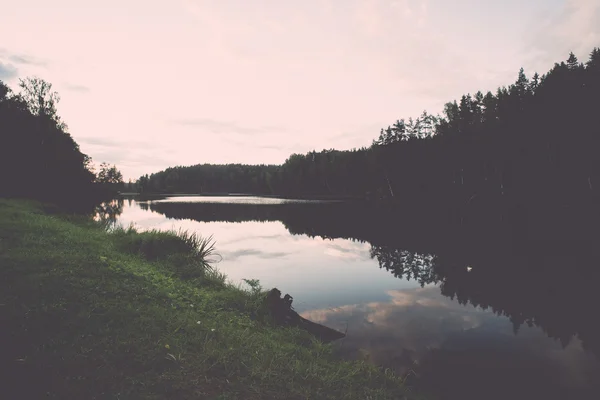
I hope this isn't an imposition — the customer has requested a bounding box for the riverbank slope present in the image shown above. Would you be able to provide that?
[0,199,419,400]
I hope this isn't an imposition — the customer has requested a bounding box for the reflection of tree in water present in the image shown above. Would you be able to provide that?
[94,198,124,227]
[441,253,600,358]
[406,250,600,400]
[140,201,446,251]
[371,242,600,359]
[369,246,439,287]
[136,200,600,358]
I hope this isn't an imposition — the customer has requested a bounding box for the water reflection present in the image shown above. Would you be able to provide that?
[118,199,400,309]
[370,246,439,286]
[114,196,600,399]
[303,287,600,400]
[94,198,124,227]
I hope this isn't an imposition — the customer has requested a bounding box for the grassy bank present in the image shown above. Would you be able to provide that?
[0,199,419,400]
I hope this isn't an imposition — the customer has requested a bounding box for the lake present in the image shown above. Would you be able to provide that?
[110,196,600,400]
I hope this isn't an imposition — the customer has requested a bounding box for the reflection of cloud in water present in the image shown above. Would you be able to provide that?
[221,248,289,261]
[219,234,285,245]
[302,287,485,367]
[301,287,600,400]
[323,241,371,261]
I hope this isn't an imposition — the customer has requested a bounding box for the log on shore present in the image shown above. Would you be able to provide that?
[264,288,345,343]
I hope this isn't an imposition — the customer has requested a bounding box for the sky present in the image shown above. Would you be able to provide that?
[1,0,599,181]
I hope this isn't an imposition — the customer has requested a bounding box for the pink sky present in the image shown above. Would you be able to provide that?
[1,0,599,180]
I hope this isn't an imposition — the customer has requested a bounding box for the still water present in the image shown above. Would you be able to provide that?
[112,196,600,400]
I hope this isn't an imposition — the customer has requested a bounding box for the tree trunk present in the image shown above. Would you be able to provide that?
[384,170,394,198]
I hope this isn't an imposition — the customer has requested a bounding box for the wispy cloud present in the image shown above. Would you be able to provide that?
[63,83,90,93]
[219,136,302,154]
[78,136,158,149]
[0,48,48,82]
[171,117,287,135]
[9,54,47,66]
[0,48,47,66]
[84,146,176,173]
[78,137,132,148]
[522,0,600,71]
[257,144,288,151]
[0,61,17,80]
[329,123,384,144]
[77,136,177,174]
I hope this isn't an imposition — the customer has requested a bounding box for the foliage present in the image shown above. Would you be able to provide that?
[18,76,64,127]
[0,199,420,400]
[97,162,124,185]
[0,78,94,205]
[0,77,124,210]
[136,163,280,194]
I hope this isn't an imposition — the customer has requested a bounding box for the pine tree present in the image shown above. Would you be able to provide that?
[531,72,540,92]
[567,52,579,70]
[586,47,600,71]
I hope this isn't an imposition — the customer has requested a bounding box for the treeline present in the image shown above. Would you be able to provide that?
[135,151,377,197]
[0,78,124,211]
[136,164,280,194]
[137,47,600,222]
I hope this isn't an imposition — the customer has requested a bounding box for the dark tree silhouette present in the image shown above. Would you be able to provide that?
[0,77,123,211]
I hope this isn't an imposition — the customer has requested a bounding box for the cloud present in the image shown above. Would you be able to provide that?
[181,0,322,62]
[0,61,18,80]
[78,136,159,150]
[218,135,303,153]
[257,144,288,150]
[328,123,384,146]
[63,83,90,93]
[301,286,488,370]
[0,48,47,67]
[89,149,176,177]
[8,54,46,66]
[171,117,287,135]
[76,136,177,177]
[91,148,173,165]
[78,137,121,147]
[0,49,48,82]
[523,0,600,71]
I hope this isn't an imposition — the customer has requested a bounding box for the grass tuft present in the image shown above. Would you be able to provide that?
[111,226,222,281]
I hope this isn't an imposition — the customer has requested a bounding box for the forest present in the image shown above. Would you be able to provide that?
[0,77,124,211]
[136,48,600,236]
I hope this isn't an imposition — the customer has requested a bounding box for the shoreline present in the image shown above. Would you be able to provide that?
[0,199,420,399]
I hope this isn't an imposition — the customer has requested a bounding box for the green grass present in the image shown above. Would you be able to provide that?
[0,199,420,400]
